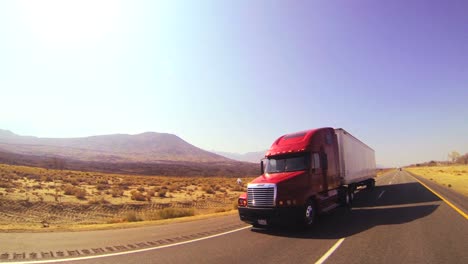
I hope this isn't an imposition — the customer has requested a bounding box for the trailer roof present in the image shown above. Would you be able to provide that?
[335,128,375,151]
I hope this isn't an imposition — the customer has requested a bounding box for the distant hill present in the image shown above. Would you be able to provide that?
[214,150,266,163]
[0,129,258,177]
[0,129,230,163]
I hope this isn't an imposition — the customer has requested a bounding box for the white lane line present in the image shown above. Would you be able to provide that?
[7,226,252,264]
[314,238,345,264]
[378,190,385,199]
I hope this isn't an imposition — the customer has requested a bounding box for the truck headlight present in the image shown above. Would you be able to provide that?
[238,198,247,207]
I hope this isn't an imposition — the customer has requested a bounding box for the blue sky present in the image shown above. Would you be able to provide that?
[1,0,467,167]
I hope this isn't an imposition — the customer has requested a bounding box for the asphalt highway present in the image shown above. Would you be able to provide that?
[1,170,467,264]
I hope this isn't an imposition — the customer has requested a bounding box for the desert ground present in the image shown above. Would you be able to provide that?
[406,165,468,196]
[0,164,253,231]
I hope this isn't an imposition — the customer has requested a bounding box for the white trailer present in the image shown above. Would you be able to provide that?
[335,128,376,187]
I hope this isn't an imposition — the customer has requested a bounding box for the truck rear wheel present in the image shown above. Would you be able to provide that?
[348,190,354,205]
[339,188,350,207]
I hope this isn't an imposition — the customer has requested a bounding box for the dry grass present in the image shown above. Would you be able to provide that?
[0,164,253,230]
[406,165,468,196]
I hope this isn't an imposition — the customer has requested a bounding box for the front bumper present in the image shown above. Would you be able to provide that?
[238,206,302,226]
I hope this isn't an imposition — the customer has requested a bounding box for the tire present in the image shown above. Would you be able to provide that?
[302,200,316,227]
[339,189,350,207]
[366,180,375,190]
[348,190,354,205]
[345,192,350,205]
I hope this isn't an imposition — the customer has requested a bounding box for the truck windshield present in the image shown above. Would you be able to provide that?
[265,154,309,173]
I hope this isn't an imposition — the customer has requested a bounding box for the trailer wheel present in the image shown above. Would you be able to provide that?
[366,179,375,190]
[303,200,316,227]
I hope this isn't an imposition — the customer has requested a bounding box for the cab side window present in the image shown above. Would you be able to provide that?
[326,133,333,145]
[311,153,320,169]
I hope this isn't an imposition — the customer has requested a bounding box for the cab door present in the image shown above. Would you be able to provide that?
[310,152,325,193]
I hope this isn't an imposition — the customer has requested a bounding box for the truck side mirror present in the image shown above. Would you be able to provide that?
[260,159,265,174]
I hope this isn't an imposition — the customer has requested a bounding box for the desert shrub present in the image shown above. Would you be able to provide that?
[125,212,142,222]
[97,179,109,185]
[32,184,43,190]
[158,189,167,198]
[144,194,151,202]
[74,188,87,199]
[205,188,215,194]
[169,184,179,192]
[119,181,132,190]
[130,190,146,201]
[27,174,41,180]
[62,184,87,199]
[68,179,79,186]
[111,187,124,197]
[96,183,110,191]
[231,185,244,192]
[88,197,109,205]
[63,184,77,195]
[158,208,195,219]
[143,211,161,221]
[137,186,145,192]
[0,180,13,188]
[147,189,155,197]
[107,218,124,224]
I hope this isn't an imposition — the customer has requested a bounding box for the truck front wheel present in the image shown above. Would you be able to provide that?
[302,200,316,227]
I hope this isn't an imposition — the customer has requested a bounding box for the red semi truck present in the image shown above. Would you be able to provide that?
[238,127,376,227]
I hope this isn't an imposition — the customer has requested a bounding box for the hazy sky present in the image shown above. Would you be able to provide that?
[1,0,467,167]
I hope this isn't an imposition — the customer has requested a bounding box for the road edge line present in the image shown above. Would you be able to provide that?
[6,225,252,264]
[410,174,468,220]
[314,238,345,264]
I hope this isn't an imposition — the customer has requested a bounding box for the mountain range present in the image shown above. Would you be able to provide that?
[0,129,258,177]
[213,150,266,163]
[0,129,229,163]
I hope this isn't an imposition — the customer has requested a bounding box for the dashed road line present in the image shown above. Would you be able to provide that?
[377,190,385,199]
[314,238,345,264]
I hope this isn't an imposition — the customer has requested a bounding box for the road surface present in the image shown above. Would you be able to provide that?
[1,170,467,264]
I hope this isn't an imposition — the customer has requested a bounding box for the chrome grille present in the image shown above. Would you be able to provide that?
[247,184,276,207]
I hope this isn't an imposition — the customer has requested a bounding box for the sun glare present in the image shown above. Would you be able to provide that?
[18,0,120,48]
